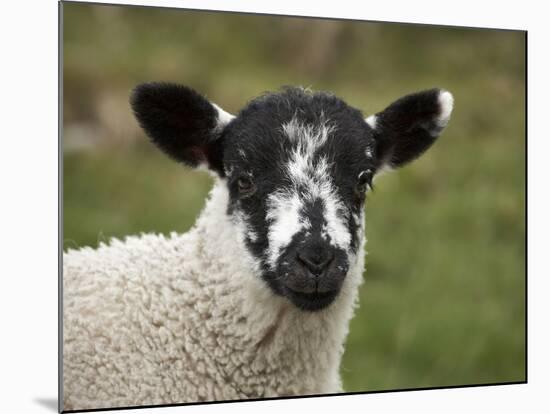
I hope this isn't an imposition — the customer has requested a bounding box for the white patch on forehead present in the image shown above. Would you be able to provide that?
[264,116,352,264]
[266,191,311,270]
[282,116,334,202]
[282,114,333,150]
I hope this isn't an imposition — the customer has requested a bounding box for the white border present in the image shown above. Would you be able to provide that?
[2,1,545,413]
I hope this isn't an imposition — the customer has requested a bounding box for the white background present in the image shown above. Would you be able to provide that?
[0,0,546,413]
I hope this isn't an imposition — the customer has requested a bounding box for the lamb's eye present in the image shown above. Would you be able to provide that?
[237,175,255,196]
[356,169,374,196]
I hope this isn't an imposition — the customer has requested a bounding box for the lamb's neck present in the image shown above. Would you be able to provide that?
[190,180,365,387]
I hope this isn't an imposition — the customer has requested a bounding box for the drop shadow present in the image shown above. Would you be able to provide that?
[34,397,58,412]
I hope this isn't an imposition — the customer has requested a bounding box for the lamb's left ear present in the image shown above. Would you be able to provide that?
[130,82,234,176]
[366,88,454,168]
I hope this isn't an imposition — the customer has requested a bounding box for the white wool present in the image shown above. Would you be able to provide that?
[63,181,365,411]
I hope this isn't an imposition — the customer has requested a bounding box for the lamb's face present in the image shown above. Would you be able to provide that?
[222,90,375,311]
[131,83,453,312]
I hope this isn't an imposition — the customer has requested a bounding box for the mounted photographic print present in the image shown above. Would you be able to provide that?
[61,1,526,411]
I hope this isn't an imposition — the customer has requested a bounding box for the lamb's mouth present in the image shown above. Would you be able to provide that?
[284,288,340,312]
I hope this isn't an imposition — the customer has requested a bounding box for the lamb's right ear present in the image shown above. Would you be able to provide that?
[130,82,234,176]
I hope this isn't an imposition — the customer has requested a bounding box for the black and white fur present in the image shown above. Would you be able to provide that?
[131,83,453,312]
[62,84,453,410]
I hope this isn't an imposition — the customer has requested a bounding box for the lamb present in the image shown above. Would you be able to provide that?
[62,83,453,411]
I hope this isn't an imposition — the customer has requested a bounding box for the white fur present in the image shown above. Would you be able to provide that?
[196,103,234,173]
[436,90,454,127]
[282,114,332,150]
[365,114,377,129]
[212,103,235,130]
[63,181,365,410]
[269,117,351,254]
[365,147,374,159]
[266,191,310,269]
[321,193,351,250]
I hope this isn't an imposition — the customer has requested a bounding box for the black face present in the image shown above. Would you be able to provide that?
[131,83,452,312]
[221,88,377,311]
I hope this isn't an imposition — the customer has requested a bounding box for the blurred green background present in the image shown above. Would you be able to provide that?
[62,2,525,393]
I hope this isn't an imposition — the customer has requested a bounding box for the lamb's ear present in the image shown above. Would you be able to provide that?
[366,88,453,169]
[130,82,234,176]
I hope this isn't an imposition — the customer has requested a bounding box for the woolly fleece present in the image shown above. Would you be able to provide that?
[63,181,365,410]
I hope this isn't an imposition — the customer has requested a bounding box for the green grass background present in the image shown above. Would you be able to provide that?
[63,2,526,393]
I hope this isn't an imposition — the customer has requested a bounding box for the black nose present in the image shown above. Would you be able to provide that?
[296,247,335,276]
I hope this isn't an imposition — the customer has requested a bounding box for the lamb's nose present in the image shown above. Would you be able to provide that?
[296,247,335,276]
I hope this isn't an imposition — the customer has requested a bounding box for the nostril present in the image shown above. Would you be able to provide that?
[297,249,335,275]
